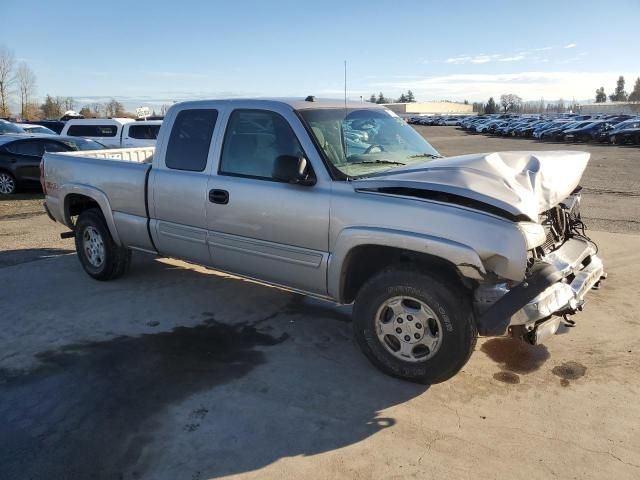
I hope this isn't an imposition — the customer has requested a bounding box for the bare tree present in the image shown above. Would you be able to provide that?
[15,62,37,119]
[91,103,104,117]
[499,93,522,113]
[79,105,92,117]
[0,46,16,117]
[64,97,75,111]
[104,98,124,117]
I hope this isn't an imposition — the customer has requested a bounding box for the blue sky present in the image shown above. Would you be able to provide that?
[2,0,639,110]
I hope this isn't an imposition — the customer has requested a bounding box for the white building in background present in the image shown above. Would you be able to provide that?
[382,102,474,118]
[578,102,640,115]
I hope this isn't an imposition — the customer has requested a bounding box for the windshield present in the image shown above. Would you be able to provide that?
[25,126,57,135]
[299,108,441,178]
[613,120,640,131]
[0,121,25,134]
[62,138,106,150]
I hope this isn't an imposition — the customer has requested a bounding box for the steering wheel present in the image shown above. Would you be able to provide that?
[364,144,386,154]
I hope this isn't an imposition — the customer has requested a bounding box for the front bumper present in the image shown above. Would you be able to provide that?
[475,237,605,338]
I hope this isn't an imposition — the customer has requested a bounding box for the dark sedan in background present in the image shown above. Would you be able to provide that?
[0,119,26,135]
[611,127,640,145]
[0,135,104,194]
[563,120,617,142]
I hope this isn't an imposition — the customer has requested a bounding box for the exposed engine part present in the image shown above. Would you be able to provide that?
[529,191,598,266]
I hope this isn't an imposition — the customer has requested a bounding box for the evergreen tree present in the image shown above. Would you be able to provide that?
[369,94,376,103]
[628,77,640,102]
[485,97,496,114]
[406,90,415,102]
[40,94,62,119]
[609,76,628,102]
[398,93,407,103]
[376,92,386,104]
[595,87,607,103]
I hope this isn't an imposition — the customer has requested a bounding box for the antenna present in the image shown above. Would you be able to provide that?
[344,59,348,113]
[342,60,348,167]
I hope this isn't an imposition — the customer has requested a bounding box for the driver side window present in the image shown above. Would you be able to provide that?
[219,109,305,180]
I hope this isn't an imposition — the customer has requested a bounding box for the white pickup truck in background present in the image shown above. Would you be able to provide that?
[60,118,162,148]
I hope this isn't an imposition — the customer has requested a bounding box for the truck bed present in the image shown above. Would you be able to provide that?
[61,146,155,163]
[42,148,153,232]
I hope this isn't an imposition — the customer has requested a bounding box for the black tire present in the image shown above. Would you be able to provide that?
[352,266,477,384]
[74,208,131,281]
[0,170,17,195]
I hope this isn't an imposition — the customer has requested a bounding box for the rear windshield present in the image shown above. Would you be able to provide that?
[66,124,118,137]
[0,121,25,134]
[61,138,106,150]
[128,124,160,139]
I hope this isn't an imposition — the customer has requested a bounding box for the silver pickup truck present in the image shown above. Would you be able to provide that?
[41,98,605,383]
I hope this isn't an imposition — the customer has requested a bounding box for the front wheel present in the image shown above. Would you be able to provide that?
[353,267,477,384]
[74,208,131,281]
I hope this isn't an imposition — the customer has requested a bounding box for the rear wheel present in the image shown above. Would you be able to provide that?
[0,171,16,194]
[353,266,477,384]
[74,208,131,281]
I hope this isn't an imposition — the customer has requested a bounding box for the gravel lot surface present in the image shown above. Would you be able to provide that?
[0,128,638,480]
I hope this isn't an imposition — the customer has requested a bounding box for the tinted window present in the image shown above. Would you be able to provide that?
[0,120,25,134]
[43,141,68,153]
[66,124,118,137]
[29,126,57,135]
[220,109,304,179]
[128,124,161,140]
[6,140,44,156]
[165,109,217,171]
[61,138,106,151]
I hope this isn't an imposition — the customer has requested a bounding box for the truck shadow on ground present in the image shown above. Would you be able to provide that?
[0,255,427,479]
[0,247,74,268]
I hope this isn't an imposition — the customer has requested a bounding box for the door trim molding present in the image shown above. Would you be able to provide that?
[207,231,324,268]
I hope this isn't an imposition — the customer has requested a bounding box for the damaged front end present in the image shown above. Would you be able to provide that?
[474,189,606,344]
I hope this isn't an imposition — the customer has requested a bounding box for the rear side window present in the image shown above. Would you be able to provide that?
[66,124,118,137]
[128,124,161,139]
[6,140,44,156]
[165,109,218,171]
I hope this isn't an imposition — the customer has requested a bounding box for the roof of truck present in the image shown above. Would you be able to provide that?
[172,97,387,111]
[64,118,135,126]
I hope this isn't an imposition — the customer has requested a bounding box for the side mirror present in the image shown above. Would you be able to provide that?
[272,155,316,186]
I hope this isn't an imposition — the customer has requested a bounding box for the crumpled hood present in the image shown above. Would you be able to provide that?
[353,151,590,221]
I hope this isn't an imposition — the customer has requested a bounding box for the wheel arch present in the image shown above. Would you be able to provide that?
[62,185,121,245]
[329,227,485,304]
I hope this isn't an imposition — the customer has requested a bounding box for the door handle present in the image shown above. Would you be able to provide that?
[209,189,229,204]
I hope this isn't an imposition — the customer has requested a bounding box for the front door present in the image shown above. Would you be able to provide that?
[206,108,330,295]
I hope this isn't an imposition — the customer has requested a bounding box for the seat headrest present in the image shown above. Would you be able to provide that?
[311,126,326,146]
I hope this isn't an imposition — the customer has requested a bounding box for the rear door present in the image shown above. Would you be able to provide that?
[149,107,219,265]
[4,139,44,182]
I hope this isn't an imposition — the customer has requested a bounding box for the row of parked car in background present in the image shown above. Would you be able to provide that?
[409,113,640,145]
[0,116,162,194]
